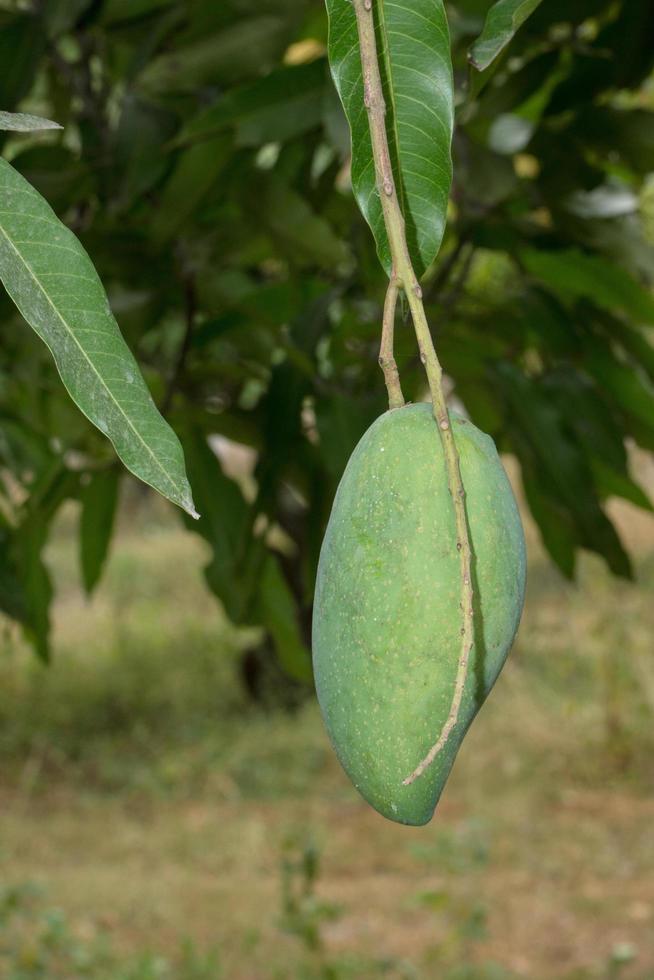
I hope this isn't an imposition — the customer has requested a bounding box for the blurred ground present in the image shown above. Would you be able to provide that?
[0,456,653,980]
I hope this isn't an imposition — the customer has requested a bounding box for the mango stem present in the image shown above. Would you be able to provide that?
[379,278,405,409]
[352,0,475,786]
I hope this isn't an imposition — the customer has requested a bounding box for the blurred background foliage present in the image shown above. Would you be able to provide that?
[1,0,654,681]
[1,4,654,978]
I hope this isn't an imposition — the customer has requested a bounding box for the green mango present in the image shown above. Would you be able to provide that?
[312,403,526,825]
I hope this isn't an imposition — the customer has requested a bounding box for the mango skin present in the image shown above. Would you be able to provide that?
[312,403,526,826]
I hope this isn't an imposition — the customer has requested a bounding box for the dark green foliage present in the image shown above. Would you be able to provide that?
[0,0,653,665]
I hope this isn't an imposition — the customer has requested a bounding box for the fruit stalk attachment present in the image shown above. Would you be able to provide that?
[379,278,405,409]
[352,0,475,786]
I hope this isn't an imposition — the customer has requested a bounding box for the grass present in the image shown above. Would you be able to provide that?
[0,462,653,980]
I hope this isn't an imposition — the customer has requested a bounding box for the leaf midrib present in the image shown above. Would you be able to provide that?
[0,221,184,504]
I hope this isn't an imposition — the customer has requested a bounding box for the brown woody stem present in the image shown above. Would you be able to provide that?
[379,278,404,409]
[352,0,475,787]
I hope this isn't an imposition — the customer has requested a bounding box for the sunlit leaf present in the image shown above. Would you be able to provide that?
[0,111,62,133]
[469,0,543,72]
[326,0,454,278]
[0,158,198,518]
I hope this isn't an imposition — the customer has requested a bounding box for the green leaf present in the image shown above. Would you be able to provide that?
[0,14,46,110]
[520,248,654,323]
[253,174,350,269]
[13,461,79,660]
[0,158,198,518]
[152,136,232,245]
[176,60,327,149]
[112,96,177,208]
[0,111,62,133]
[181,428,263,625]
[582,343,654,437]
[40,0,94,38]
[100,0,174,24]
[80,468,120,595]
[325,0,454,278]
[0,518,29,626]
[10,145,90,212]
[541,368,652,513]
[469,0,543,72]
[15,514,53,660]
[497,364,631,578]
[138,17,293,91]
[259,556,313,684]
[590,458,652,513]
[521,471,576,579]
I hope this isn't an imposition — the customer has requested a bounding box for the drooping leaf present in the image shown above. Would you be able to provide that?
[582,342,654,440]
[252,173,350,270]
[181,427,263,625]
[497,363,631,579]
[0,518,29,626]
[152,136,232,245]
[469,0,543,72]
[541,368,652,513]
[12,461,79,660]
[80,468,120,595]
[10,146,90,212]
[590,458,653,513]
[520,248,654,323]
[325,0,454,278]
[112,96,177,208]
[40,0,94,39]
[100,0,175,24]
[259,556,313,684]
[521,469,577,579]
[138,17,293,91]
[176,60,327,149]
[14,514,53,660]
[0,111,62,133]
[0,158,198,518]
[0,14,47,110]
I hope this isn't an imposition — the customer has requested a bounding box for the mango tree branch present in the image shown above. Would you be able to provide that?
[379,278,405,409]
[352,0,475,786]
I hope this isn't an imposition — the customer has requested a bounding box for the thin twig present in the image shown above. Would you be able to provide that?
[379,278,405,409]
[161,276,196,415]
[352,0,474,787]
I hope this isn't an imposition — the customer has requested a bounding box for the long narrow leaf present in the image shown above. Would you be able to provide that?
[80,468,120,595]
[469,0,543,72]
[0,158,198,517]
[325,0,454,279]
[175,60,327,149]
[0,110,62,132]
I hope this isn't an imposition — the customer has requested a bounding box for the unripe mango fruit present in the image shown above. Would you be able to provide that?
[312,403,526,826]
